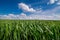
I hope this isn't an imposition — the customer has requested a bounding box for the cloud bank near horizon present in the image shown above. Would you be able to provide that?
[0,1,60,20]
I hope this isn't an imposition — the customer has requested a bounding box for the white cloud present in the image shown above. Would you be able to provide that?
[18,3,36,12]
[48,0,58,4]
[20,13,26,16]
[0,12,60,20]
[47,0,60,5]
[0,13,27,19]
[57,0,60,5]
[0,6,60,20]
[0,2,60,20]
[50,0,55,4]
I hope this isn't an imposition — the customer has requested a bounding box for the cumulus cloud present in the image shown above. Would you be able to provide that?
[48,0,58,4]
[20,13,26,16]
[48,0,60,5]
[0,13,60,20]
[0,5,60,20]
[50,0,55,4]
[18,3,36,12]
[57,0,60,5]
[0,2,60,20]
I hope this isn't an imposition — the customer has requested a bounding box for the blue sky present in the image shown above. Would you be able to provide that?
[0,0,60,20]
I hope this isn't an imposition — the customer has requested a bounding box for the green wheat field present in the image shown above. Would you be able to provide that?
[0,20,60,40]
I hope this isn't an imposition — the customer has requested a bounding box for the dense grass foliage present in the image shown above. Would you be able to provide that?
[0,20,60,40]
